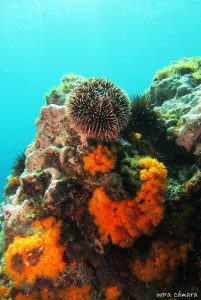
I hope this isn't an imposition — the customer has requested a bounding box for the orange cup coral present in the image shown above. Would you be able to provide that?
[131,240,191,283]
[15,284,92,300]
[89,157,167,247]
[61,284,92,300]
[105,286,121,300]
[5,216,66,287]
[83,145,115,175]
[0,285,10,299]
[15,292,38,300]
[8,176,21,186]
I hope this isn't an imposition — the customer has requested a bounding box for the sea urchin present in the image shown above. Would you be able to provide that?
[66,78,131,141]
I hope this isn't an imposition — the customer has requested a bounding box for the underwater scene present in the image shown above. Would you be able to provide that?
[0,1,201,299]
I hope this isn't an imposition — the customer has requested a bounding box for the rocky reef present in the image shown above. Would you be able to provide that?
[145,57,201,158]
[0,58,200,299]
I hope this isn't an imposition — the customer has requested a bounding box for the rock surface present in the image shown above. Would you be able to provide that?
[144,57,201,158]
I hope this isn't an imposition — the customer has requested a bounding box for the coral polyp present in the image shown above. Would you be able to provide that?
[66,78,131,141]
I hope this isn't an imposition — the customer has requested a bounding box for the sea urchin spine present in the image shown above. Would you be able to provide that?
[66,78,131,141]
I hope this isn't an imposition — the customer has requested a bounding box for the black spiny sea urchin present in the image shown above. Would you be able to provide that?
[66,78,131,141]
[12,153,26,177]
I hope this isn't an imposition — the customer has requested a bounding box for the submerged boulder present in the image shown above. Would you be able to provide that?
[144,57,201,158]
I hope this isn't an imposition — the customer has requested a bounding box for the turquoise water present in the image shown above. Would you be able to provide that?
[0,0,201,198]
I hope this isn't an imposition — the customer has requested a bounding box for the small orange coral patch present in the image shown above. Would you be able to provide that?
[15,292,38,300]
[89,157,167,247]
[5,216,66,287]
[0,285,10,298]
[83,145,115,175]
[105,286,121,300]
[8,176,21,186]
[89,187,134,247]
[131,240,191,283]
[15,284,92,300]
[39,284,92,300]
[64,284,92,300]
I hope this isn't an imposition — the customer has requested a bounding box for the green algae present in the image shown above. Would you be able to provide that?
[45,74,84,105]
[154,57,201,80]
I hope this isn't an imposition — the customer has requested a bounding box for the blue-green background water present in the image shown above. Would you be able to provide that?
[0,0,201,198]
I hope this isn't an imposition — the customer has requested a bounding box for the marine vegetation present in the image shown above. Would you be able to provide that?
[154,57,201,80]
[0,57,200,299]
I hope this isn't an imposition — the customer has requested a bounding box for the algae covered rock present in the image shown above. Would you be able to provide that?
[145,57,201,158]
[0,66,200,299]
[45,74,84,106]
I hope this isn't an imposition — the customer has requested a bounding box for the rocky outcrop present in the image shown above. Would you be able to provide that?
[145,57,201,158]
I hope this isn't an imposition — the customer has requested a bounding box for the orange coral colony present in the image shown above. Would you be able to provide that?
[105,286,122,300]
[5,216,66,287]
[15,284,92,300]
[89,157,167,247]
[60,284,92,300]
[8,176,21,186]
[83,145,115,175]
[131,240,191,283]
[15,292,38,300]
[0,285,10,299]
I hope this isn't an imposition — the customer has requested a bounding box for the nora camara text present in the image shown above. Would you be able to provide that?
[156,291,198,298]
